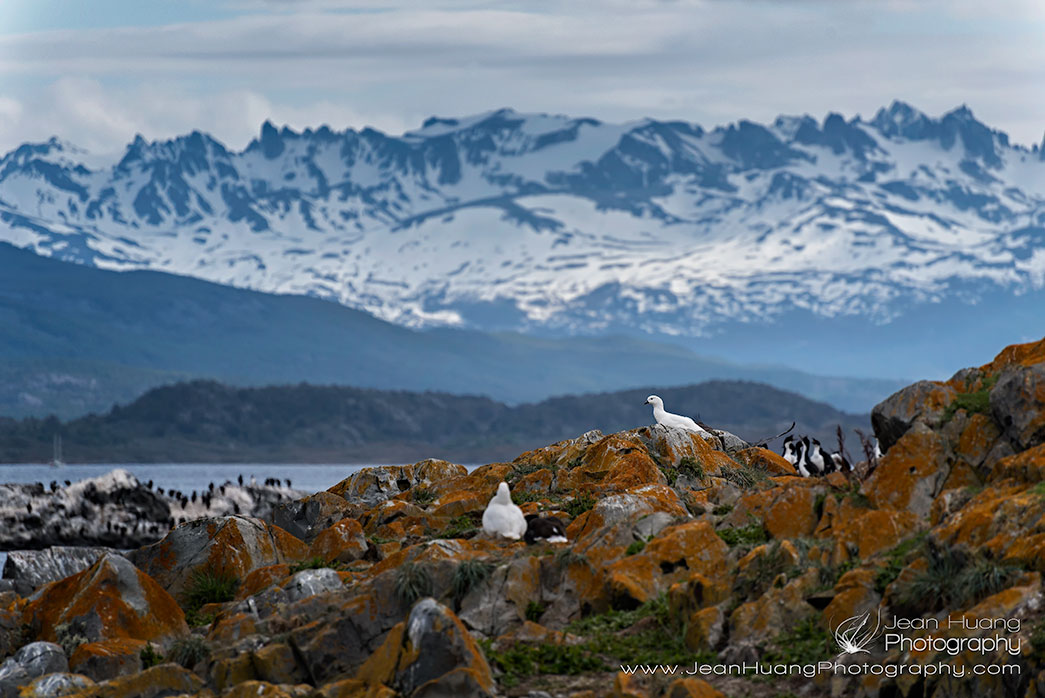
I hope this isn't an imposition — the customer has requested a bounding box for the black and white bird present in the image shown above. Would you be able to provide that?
[782,436,800,466]
[524,515,568,545]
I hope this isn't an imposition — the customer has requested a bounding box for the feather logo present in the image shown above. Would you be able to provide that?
[834,609,883,655]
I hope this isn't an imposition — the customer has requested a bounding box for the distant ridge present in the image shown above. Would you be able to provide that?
[0,242,903,418]
[0,379,867,464]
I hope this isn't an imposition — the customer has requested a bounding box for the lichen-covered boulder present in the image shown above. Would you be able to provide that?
[872,380,956,453]
[863,425,949,517]
[128,516,307,599]
[355,598,494,698]
[328,460,468,509]
[990,362,1045,451]
[18,672,94,698]
[63,663,203,698]
[606,521,730,606]
[0,642,67,698]
[1,547,124,597]
[270,491,355,542]
[308,518,368,565]
[23,554,187,651]
[68,639,146,682]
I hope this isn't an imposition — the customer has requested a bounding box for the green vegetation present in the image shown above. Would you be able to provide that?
[1029,620,1045,661]
[1030,482,1045,498]
[169,636,210,668]
[941,374,998,424]
[438,515,479,539]
[556,549,589,570]
[894,540,1020,614]
[289,556,341,574]
[452,560,493,603]
[511,490,548,505]
[719,462,768,489]
[140,643,164,669]
[182,568,239,615]
[625,540,646,556]
[394,562,433,605]
[567,594,716,667]
[525,601,546,622]
[716,521,768,547]
[677,456,705,481]
[564,494,596,518]
[762,615,835,666]
[506,463,552,486]
[480,640,607,688]
[711,504,733,516]
[368,535,395,546]
[833,482,872,508]
[412,488,436,507]
[813,492,827,519]
[873,532,927,594]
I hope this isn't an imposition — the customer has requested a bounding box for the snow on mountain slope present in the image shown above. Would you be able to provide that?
[1,101,1043,336]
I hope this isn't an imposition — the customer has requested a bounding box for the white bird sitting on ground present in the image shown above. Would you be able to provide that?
[482,481,527,540]
[644,395,711,437]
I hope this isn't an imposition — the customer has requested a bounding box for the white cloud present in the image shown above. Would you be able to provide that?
[0,0,1041,153]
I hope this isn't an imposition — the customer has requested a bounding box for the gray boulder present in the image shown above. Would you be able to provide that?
[2,547,123,597]
[0,642,67,698]
[284,568,343,603]
[991,363,1045,451]
[872,380,956,452]
[20,672,93,698]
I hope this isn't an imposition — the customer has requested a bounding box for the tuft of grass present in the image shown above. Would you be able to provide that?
[711,504,734,516]
[182,568,238,614]
[893,540,1020,614]
[678,456,705,481]
[941,375,997,424]
[564,494,596,518]
[716,522,768,547]
[873,532,926,594]
[452,559,493,603]
[659,465,679,487]
[762,615,835,666]
[289,556,342,574]
[625,540,646,556]
[412,488,436,508]
[368,535,395,546]
[169,636,209,668]
[140,643,164,669]
[395,562,433,605]
[525,600,546,622]
[438,514,479,539]
[1030,482,1045,498]
[719,462,767,489]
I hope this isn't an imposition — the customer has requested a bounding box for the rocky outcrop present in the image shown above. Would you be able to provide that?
[22,554,187,651]
[1,547,123,597]
[0,470,304,550]
[1,338,1044,698]
[0,643,67,698]
[128,515,308,599]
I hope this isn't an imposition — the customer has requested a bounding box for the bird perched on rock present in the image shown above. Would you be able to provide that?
[644,395,711,437]
[524,515,568,544]
[482,482,527,540]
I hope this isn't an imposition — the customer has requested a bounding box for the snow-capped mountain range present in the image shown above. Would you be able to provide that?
[2,101,1043,340]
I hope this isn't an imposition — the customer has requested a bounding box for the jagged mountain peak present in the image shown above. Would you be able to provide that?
[0,102,1041,345]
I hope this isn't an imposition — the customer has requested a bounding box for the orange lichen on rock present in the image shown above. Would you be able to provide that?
[23,554,187,649]
[309,518,369,565]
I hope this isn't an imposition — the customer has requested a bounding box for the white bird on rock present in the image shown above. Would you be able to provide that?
[644,395,711,437]
[482,482,527,540]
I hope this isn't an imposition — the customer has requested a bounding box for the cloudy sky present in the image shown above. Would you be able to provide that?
[0,0,1042,154]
